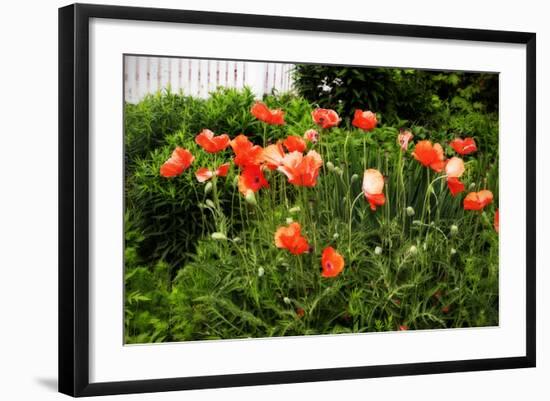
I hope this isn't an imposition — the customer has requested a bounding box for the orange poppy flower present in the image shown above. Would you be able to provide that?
[494,209,499,233]
[362,169,385,211]
[277,150,323,187]
[195,129,230,153]
[321,246,345,278]
[274,222,309,255]
[445,157,465,196]
[237,164,269,195]
[195,162,230,183]
[311,108,341,129]
[412,140,446,172]
[159,147,194,178]
[230,134,264,167]
[303,129,319,143]
[450,137,477,155]
[262,142,285,170]
[398,130,414,151]
[463,190,494,211]
[352,109,378,131]
[250,101,285,125]
[283,135,307,153]
[398,325,409,331]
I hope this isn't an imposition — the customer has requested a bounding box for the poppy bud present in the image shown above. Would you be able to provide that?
[285,217,293,224]
[469,182,476,190]
[333,233,339,239]
[326,161,335,171]
[374,246,383,255]
[258,267,265,277]
[406,206,415,216]
[334,167,343,176]
[422,242,427,251]
[211,232,227,240]
[351,173,359,183]
[409,245,418,255]
[233,237,242,243]
[412,220,422,226]
[450,248,457,255]
[450,224,459,236]
[245,191,257,206]
[205,199,216,208]
[204,182,213,195]
[283,297,291,305]
[289,206,301,214]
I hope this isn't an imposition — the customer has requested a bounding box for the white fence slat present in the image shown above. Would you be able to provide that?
[124,56,296,103]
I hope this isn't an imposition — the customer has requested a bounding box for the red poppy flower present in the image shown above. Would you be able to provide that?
[352,109,378,131]
[230,134,264,167]
[296,307,305,318]
[445,157,465,196]
[494,209,499,233]
[262,142,285,170]
[441,305,450,314]
[311,108,341,129]
[463,190,494,211]
[362,169,385,211]
[195,162,230,183]
[250,101,285,125]
[237,164,269,195]
[283,135,307,153]
[398,325,409,331]
[274,222,309,255]
[159,147,194,178]
[195,129,230,153]
[412,140,446,172]
[450,137,477,155]
[278,150,323,187]
[321,246,345,278]
[303,129,319,144]
[398,130,414,151]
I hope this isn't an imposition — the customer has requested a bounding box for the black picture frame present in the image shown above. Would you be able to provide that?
[58,3,536,397]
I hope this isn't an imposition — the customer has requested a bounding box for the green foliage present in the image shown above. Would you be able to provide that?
[124,72,499,343]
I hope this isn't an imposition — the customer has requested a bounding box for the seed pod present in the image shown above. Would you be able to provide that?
[406,206,415,216]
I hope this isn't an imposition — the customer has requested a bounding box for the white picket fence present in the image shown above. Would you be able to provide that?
[124,56,295,103]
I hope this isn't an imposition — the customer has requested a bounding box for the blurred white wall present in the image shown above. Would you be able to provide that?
[124,56,295,103]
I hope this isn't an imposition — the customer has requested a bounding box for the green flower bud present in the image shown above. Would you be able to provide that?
[374,246,383,255]
[233,175,239,187]
[450,224,459,236]
[469,182,476,190]
[334,167,343,176]
[283,297,291,305]
[326,161,335,172]
[211,232,227,241]
[412,220,422,226]
[204,182,213,195]
[205,199,216,208]
[409,245,418,255]
[245,191,257,206]
[258,267,265,277]
[289,206,301,214]
[450,248,457,255]
[285,217,293,224]
[232,237,242,243]
[406,206,415,217]
[333,233,339,239]
[351,173,359,183]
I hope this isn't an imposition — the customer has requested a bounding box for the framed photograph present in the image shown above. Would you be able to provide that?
[58,3,536,397]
